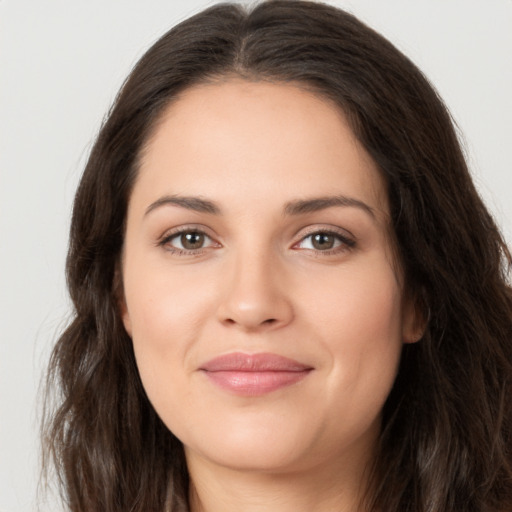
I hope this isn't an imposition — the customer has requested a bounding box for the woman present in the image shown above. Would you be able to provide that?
[42,1,512,511]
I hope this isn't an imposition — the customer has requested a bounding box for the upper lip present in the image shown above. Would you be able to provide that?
[199,352,313,372]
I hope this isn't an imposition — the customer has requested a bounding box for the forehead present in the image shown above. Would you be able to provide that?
[135,79,389,219]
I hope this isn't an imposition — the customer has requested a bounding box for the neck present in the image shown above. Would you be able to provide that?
[187,452,373,512]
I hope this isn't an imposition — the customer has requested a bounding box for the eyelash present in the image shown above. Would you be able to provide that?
[157,226,356,256]
[157,226,217,256]
[293,228,356,255]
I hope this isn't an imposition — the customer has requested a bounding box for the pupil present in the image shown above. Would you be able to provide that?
[313,233,334,250]
[181,232,204,249]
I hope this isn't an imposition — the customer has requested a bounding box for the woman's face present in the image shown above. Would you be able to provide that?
[121,80,419,476]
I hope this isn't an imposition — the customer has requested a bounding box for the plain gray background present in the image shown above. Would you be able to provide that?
[1,1,511,510]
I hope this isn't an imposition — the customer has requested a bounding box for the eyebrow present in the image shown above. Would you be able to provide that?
[145,195,221,216]
[144,194,375,219]
[284,195,376,218]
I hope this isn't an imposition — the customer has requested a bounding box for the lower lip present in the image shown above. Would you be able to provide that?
[202,370,311,396]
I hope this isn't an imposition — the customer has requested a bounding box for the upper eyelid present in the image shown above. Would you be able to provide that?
[293,224,356,242]
[159,224,217,240]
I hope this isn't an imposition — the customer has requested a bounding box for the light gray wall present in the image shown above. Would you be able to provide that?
[1,1,510,510]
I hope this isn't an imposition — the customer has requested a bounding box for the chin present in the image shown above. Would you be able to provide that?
[179,412,321,473]
[187,440,310,474]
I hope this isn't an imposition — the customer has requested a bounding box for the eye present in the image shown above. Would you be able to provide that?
[159,228,217,253]
[295,230,355,252]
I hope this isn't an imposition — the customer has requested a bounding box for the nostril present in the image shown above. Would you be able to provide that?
[223,317,277,327]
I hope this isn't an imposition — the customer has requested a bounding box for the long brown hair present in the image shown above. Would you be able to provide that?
[42,1,512,510]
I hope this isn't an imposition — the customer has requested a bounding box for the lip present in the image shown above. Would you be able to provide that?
[199,352,313,396]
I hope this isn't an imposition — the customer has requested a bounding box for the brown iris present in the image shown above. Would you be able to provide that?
[180,232,205,250]
[311,233,336,250]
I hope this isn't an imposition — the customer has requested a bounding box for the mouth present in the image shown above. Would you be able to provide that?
[199,352,314,396]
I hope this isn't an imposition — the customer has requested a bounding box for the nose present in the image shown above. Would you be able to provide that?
[216,249,294,332]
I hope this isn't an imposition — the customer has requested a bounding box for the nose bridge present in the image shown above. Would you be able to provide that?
[217,241,293,331]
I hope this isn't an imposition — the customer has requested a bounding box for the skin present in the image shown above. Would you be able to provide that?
[121,79,421,512]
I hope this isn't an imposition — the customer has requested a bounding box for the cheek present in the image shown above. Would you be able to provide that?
[122,259,201,394]
[306,261,403,340]
[124,252,213,341]
[304,262,404,402]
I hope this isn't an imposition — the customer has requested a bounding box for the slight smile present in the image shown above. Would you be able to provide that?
[199,352,314,396]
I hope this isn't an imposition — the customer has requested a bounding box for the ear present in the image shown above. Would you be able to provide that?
[114,264,132,337]
[119,297,133,338]
[401,291,428,344]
